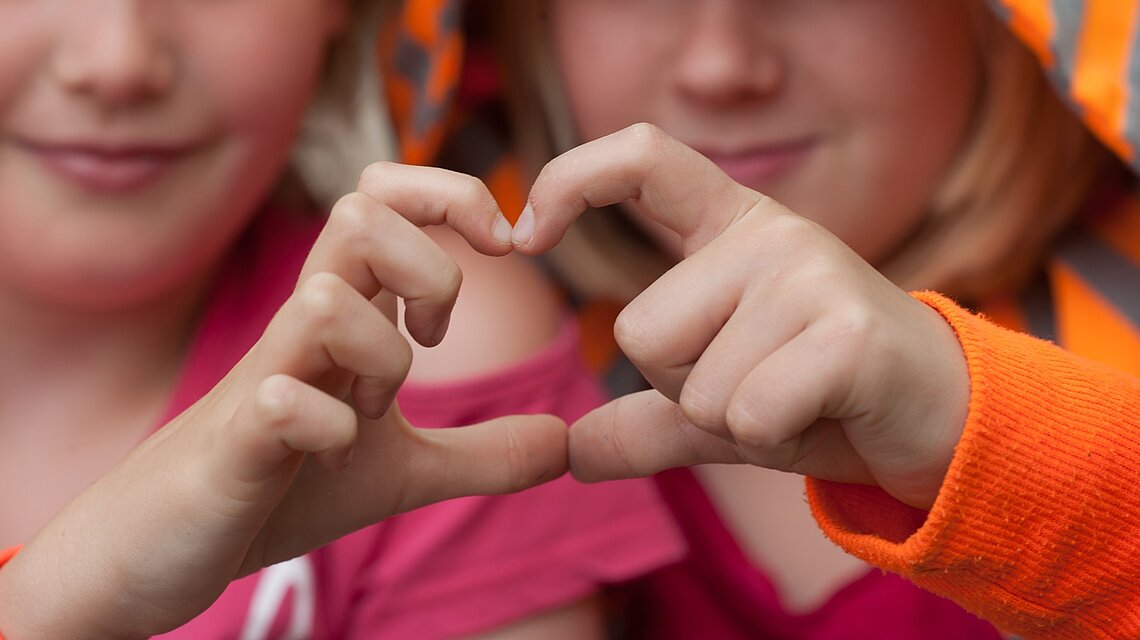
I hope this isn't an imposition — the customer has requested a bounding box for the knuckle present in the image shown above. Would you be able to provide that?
[764,212,819,247]
[612,306,662,365]
[253,374,301,428]
[453,172,490,207]
[328,192,384,249]
[330,191,373,227]
[823,305,879,353]
[357,160,398,190]
[626,122,669,160]
[294,272,350,328]
[678,383,725,432]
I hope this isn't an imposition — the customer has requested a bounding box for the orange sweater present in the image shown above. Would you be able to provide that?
[808,200,1140,638]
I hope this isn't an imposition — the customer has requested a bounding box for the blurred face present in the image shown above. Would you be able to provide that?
[549,0,982,264]
[0,0,345,310]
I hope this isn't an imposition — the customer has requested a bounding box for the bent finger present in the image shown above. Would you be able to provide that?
[258,272,412,418]
[302,193,463,346]
[356,161,513,255]
[516,123,763,256]
[224,374,359,487]
[725,320,868,478]
[614,224,789,404]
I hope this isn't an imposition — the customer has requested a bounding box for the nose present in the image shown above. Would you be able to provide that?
[673,0,782,106]
[50,0,174,104]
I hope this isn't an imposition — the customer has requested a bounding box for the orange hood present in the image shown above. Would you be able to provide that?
[993,0,1139,169]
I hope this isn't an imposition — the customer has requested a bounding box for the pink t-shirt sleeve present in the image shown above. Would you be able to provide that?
[318,319,685,639]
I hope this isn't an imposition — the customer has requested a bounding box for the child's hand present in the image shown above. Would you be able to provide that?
[0,165,567,640]
[513,124,969,512]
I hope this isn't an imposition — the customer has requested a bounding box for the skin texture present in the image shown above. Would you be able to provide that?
[514,125,970,514]
[0,163,572,640]
[0,3,596,637]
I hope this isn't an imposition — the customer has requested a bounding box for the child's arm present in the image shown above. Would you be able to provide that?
[515,124,1140,638]
[0,165,568,640]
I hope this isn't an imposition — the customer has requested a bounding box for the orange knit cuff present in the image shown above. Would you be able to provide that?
[807,290,1140,638]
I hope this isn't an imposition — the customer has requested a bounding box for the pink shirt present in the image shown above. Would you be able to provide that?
[624,468,1001,639]
[152,208,684,639]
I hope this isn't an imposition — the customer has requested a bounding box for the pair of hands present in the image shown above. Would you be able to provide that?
[0,125,970,639]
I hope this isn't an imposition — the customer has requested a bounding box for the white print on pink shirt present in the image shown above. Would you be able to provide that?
[240,555,316,640]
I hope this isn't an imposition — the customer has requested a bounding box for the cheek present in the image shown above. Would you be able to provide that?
[0,9,48,116]
[192,26,325,157]
[550,4,664,141]
[178,0,337,177]
[165,11,330,244]
[792,7,980,262]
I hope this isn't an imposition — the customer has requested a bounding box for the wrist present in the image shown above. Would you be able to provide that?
[0,542,143,640]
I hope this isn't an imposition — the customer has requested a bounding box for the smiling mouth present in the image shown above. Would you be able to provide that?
[13,138,203,194]
[696,140,814,186]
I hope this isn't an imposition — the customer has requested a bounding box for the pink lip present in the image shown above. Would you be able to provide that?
[13,137,201,194]
[696,140,814,187]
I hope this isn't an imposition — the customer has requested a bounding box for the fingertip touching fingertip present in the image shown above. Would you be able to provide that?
[567,464,608,484]
[427,316,450,347]
[510,203,535,247]
[491,213,513,246]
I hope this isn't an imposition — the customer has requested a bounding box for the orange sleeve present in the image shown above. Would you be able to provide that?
[0,545,21,640]
[806,291,1140,640]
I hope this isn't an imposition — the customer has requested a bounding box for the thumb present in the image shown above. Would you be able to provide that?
[397,414,571,512]
[568,390,745,482]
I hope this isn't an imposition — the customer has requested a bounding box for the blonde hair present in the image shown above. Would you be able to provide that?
[287,0,399,209]
[490,0,1126,304]
[486,1,673,302]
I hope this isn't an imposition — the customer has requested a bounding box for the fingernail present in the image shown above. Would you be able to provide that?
[430,315,451,346]
[491,213,513,245]
[337,446,355,471]
[512,203,535,246]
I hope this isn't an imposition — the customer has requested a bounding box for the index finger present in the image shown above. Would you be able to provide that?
[300,193,462,347]
[356,162,514,256]
[513,123,762,256]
